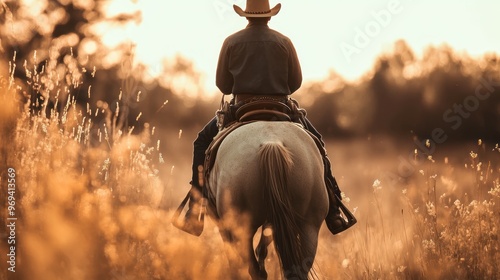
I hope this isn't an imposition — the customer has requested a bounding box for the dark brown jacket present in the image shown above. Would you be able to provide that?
[216,21,302,96]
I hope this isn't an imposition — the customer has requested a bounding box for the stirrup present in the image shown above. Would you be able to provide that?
[326,194,357,235]
[326,215,348,235]
[171,188,206,236]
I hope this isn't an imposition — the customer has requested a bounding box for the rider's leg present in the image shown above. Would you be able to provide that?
[301,117,348,234]
[180,117,219,235]
[192,117,219,187]
[301,117,341,196]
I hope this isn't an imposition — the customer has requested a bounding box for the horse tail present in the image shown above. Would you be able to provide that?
[259,142,308,279]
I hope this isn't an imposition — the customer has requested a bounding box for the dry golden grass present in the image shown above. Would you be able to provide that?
[1,57,499,280]
[316,139,500,280]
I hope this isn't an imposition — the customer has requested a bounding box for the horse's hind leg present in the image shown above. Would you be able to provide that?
[219,226,265,280]
[283,224,320,280]
[247,223,271,280]
[255,223,273,279]
[219,228,247,279]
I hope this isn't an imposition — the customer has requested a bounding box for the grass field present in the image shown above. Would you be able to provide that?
[1,66,500,280]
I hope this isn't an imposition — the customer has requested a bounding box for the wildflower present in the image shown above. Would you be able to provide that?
[102,158,110,171]
[402,188,407,194]
[341,259,350,268]
[341,192,351,203]
[468,200,478,208]
[493,143,500,152]
[422,239,436,253]
[426,202,436,217]
[470,151,478,159]
[454,199,461,209]
[372,179,382,192]
[439,193,446,201]
[488,180,500,197]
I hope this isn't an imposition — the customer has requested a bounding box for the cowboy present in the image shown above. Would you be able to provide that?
[178,0,349,236]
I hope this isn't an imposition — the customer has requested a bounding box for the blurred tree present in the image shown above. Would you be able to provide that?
[0,0,214,141]
[304,41,500,141]
[0,0,141,119]
[0,0,141,69]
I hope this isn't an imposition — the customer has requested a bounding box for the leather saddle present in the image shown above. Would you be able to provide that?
[235,99,292,122]
[207,98,304,176]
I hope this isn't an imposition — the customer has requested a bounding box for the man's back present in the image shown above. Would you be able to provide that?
[216,20,302,96]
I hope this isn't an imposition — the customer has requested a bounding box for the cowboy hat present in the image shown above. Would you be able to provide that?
[233,0,281,18]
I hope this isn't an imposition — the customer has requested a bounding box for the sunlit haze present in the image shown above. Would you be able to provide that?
[104,0,500,93]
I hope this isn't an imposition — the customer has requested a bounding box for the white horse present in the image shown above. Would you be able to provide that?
[207,121,329,279]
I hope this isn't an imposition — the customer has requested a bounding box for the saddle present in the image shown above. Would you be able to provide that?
[235,98,292,122]
[207,96,307,175]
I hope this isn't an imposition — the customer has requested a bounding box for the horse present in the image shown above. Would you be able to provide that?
[206,121,329,280]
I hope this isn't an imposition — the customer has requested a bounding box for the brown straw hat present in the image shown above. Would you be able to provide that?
[233,0,281,17]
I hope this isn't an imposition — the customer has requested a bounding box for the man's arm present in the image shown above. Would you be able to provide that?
[287,39,302,93]
[215,39,234,94]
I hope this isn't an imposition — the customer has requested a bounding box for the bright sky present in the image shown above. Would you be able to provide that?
[105,0,500,94]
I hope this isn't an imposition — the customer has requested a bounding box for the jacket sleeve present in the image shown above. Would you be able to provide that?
[215,39,234,95]
[287,39,302,93]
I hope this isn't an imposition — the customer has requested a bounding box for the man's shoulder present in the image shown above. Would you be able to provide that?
[222,29,245,45]
[267,27,289,38]
[226,28,247,40]
[270,28,294,43]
